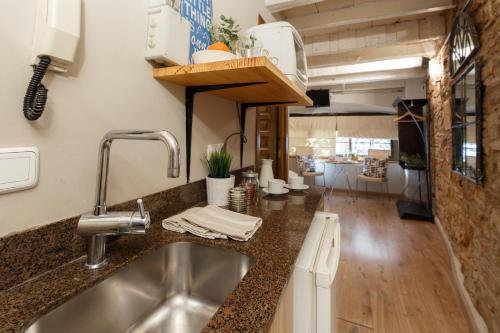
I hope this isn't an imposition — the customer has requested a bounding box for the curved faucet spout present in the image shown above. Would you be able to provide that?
[94,130,181,216]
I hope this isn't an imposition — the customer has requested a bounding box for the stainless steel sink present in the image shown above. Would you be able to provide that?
[25,242,252,333]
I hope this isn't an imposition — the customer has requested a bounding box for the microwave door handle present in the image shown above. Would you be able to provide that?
[297,69,308,82]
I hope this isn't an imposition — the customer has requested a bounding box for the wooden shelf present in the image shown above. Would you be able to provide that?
[153,57,313,107]
[153,56,312,183]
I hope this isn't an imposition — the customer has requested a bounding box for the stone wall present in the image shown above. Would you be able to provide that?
[426,1,499,331]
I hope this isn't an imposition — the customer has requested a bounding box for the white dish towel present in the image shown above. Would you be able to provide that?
[162,205,262,241]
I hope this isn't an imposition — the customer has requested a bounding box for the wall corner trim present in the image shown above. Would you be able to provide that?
[434,216,489,333]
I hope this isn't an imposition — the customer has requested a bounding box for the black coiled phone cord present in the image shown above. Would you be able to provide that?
[23,56,51,121]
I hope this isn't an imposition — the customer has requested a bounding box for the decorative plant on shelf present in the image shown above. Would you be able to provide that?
[206,150,232,178]
[209,15,240,53]
[204,150,235,206]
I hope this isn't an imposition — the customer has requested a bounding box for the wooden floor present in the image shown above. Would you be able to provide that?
[325,192,472,333]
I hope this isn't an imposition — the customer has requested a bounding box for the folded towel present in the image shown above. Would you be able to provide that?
[162,205,262,241]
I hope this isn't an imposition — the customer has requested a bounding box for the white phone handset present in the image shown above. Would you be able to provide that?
[24,0,81,121]
[31,0,81,73]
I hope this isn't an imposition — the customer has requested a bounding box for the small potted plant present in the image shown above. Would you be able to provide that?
[193,15,240,64]
[399,153,425,169]
[205,150,234,206]
[209,15,240,53]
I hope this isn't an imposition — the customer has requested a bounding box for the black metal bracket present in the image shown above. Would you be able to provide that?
[185,82,266,183]
[184,81,297,183]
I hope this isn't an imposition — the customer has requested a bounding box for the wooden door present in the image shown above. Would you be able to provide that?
[255,106,289,181]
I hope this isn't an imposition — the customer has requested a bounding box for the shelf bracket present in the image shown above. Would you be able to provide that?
[185,82,268,183]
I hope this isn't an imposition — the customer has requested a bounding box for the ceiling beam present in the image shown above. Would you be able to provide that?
[329,80,407,93]
[308,67,427,87]
[304,15,445,60]
[309,57,424,78]
[288,0,454,37]
[265,0,326,13]
[307,39,439,68]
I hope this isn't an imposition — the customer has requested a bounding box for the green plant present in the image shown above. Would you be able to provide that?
[399,153,425,169]
[206,150,232,178]
[210,15,240,53]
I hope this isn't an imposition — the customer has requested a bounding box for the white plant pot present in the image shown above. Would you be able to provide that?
[206,175,235,207]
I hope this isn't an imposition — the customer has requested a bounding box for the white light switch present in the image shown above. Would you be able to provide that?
[0,147,39,194]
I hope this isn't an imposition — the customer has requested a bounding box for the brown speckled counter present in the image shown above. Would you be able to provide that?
[0,187,324,333]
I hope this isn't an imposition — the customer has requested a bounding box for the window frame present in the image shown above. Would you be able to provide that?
[449,11,480,77]
[450,61,483,183]
[335,137,392,157]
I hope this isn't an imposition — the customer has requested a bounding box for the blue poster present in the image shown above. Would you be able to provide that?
[180,0,213,63]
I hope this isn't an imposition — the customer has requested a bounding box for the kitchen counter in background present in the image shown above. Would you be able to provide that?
[0,184,324,333]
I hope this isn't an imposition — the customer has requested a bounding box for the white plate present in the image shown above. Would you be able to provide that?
[192,50,236,64]
[284,184,310,191]
[262,187,290,196]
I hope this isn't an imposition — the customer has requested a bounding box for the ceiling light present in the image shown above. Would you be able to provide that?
[309,57,424,78]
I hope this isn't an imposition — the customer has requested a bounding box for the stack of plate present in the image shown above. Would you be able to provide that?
[228,187,247,213]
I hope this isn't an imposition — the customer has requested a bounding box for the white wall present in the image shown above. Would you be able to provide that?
[330,89,401,108]
[0,0,271,236]
[404,78,426,99]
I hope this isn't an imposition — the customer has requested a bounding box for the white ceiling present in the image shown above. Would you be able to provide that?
[266,0,454,93]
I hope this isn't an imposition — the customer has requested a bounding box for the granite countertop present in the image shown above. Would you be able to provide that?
[0,187,324,333]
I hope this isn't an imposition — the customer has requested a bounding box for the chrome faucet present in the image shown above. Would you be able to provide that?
[78,130,181,269]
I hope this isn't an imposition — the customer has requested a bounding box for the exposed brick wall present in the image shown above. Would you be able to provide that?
[426,1,499,331]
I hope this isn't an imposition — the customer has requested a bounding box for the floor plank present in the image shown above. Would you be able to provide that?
[338,318,373,333]
[326,193,472,333]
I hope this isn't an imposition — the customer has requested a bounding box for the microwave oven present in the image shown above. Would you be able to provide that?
[244,22,308,92]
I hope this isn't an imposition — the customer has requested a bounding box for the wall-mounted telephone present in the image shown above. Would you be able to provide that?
[23,0,81,121]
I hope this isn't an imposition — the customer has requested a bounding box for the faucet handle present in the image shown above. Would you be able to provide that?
[137,199,146,219]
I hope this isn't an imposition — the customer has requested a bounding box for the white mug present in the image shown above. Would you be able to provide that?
[289,176,304,189]
[268,179,285,194]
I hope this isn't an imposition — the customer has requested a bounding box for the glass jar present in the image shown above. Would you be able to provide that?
[241,170,259,205]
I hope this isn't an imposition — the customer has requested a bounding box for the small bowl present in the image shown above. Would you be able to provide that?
[193,50,236,64]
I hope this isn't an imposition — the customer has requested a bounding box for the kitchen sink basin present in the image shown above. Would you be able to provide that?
[25,242,252,333]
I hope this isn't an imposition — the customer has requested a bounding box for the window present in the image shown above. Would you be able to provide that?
[449,8,483,184]
[335,137,350,156]
[451,61,483,183]
[336,137,391,156]
[450,12,479,76]
[305,138,335,157]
